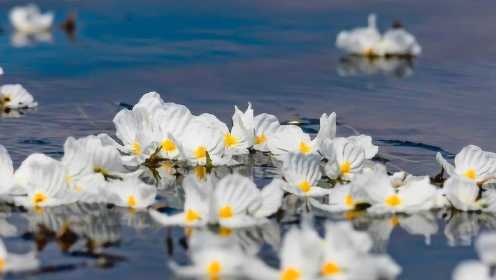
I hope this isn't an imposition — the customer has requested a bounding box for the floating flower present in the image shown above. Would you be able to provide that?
[151,174,283,228]
[267,113,336,157]
[436,145,496,185]
[14,153,75,208]
[105,175,156,210]
[336,14,421,57]
[356,164,437,213]
[280,153,328,197]
[321,137,366,181]
[443,176,496,212]
[253,113,281,152]
[0,238,39,273]
[223,104,255,155]
[0,145,15,194]
[0,84,38,109]
[9,4,53,33]
[310,183,364,212]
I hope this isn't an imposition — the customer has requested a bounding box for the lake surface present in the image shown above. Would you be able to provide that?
[1,0,495,279]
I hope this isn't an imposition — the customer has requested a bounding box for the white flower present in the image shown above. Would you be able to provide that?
[9,4,53,33]
[336,14,421,57]
[452,261,490,280]
[443,176,496,212]
[105,175,156,209]
[436,145,496,184]
[150,174,213,227]
[280,153,327,197]
[245,221,323,280]
[0,84,38,109]
[356,164,437,213]
[336,14,382,56]
[0,238,39,273]
[0,145,15,194]
[180,114,232,166]
[223,104,255,155]
[14,153,75,208]
[321,137,366,180]
[151,174,283,228]
[170,230,246,279]
[310,183,364,212]
[347,135,378,160]
[253,113,281,152]
[61,134,129,197]
[267,113,336,157]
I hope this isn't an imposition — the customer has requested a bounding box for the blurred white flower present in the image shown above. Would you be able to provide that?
[0,84,37,109]
[9,4,53,33]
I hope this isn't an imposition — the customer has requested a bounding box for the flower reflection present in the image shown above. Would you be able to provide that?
[337,56,414,78]
[11,32,53,48]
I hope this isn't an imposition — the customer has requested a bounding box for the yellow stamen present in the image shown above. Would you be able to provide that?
[364,48,376,57]
[127,195,137,208]
[281,267,301,280]
[131,142,142,156]
[194,146,207,160]
[207,261,222,279]
[321,262,341,276]
[339,161,352,175]
[184,209,201,223]
[75,185,82,192]
[0,257,5,272]
[218,227,233,237]
[297,181,312,193]
[463,168,477,181]
[256,134,267,145]
[65,175,73,185]
[218,205,234,219]
[161,139,177,153]
[344,195,354,208]
[224,133,239,148]
[298,141,312,154]
[32,192,47,206]
[385,195,401,207]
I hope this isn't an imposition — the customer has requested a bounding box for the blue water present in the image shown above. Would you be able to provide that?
[1,0,496,279]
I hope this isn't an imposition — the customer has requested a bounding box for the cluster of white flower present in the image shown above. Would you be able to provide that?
[336,14,422,57]
[9,4,54,48]
[1,90,496,276]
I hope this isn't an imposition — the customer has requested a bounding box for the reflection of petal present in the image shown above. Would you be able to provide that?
[444,212,480,247]
[0,218,18,237]
[11,31,53,48]
[119,208,154,231]
[337,56,414,78]
[399,212,438,245]
[366,216,394,253]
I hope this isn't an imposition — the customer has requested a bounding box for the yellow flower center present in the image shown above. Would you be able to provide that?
[0,257,5,272]
[339,161,352,175]
[256,134,267,145]
[185,209,201,223]
[298,141,312,154]
[385,195,401,207]
[297,181,312,193]
[321,262,341,276]
[194,146,207,160]
[75,185,82,192]
[1,96,11,105]
[463,168,477,181]
[344,195,354,208]
[207,261,222,279]
[281,267,301,280]
[218,205,234,219]
[218,227,233,237]
[32,192,48,206]
[131,142,142,156]
[224,133,239,148]
[65,175,73,185]
[161,139,177,153]
[127,195,138,208]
